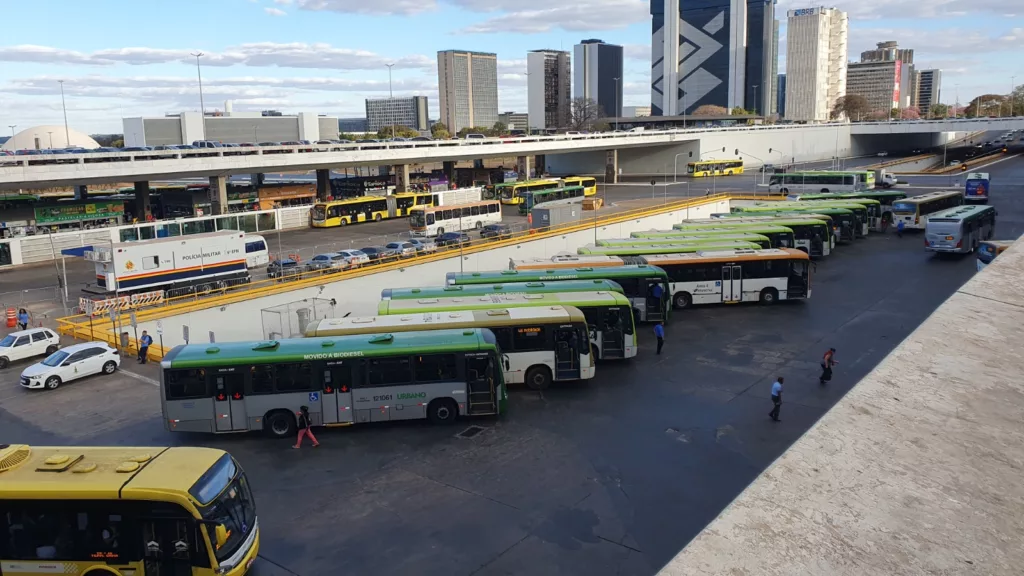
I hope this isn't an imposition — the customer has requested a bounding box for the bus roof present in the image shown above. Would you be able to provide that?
[378,291,631,315]
[893,190,962,204]
[163,329,496,368]
[448,264,669,283]
[788,198,880,207]
[0,444,226,500]
[629,248,809,266]
[316,191,428,207]
[381,279,623,300]
[306,306,588,337]
[675,219,826,229]
[410,199,498,213]
[738,205,854,215]
[578,241,763,256]
[632,226,795,237]
[509,255,626,269]
[598,233,770,246]
[927,204,996,221]
[792,191,906,200]
[689,158,742,165]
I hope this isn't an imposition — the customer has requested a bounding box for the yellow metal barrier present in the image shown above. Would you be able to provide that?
[57,193,733,359]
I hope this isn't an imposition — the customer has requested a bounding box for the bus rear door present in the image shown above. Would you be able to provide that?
[721,265,742,303]
[321,360,355,425]
[212,370,248,432]
[466,353,498,414]
[554,326,582,381]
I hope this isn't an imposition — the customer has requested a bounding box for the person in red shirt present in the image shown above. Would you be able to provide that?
[820,348,838,385]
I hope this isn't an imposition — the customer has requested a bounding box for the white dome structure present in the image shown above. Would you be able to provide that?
[1,125,100,151]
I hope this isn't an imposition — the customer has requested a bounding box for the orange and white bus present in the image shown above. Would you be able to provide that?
[409,200,502,237]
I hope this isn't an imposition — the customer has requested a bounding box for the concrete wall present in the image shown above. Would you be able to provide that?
[134,199,730,346]
[297,113,319,142]
[122,118,146,147]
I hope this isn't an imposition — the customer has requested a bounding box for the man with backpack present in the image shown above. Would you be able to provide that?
[820,347,838,385]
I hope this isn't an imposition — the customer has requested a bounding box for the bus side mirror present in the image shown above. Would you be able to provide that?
[215,524,229,549]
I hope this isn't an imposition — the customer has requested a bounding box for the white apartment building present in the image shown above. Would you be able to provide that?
[784,6,848,122]
[437,50,499,132]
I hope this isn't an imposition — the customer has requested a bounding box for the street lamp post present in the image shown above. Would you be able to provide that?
[57,80,70,145]
[386,63,396,140]
[672,152,688,182]
[191,52,206,138]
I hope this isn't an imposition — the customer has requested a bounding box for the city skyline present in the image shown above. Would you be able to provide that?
[0,0,1020,133]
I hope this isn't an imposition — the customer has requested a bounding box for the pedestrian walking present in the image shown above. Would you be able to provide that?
[769,377,784,422]
[137,330,153,364]
[896,219,905,238]
[16,308,30,330]
[654,322,665,355]
[820,347,838,385]
[293,406,320,448]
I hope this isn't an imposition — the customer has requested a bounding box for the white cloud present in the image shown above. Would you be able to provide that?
[458,1,648,33]
[295,0,437,16]
[264,7,288,15]
[775,0,1014,20]
[623,44,649,61]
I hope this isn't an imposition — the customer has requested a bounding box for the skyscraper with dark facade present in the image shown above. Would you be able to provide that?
[573,39,623,118]
[650,0,775,116]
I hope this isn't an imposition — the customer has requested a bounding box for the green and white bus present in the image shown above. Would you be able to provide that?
[633,225,798,250]
[597,233,772,248]
[449,265,671,323]
[673,220,831,257]
[731,205,861,241]
[787,199,881,234]
[161,329,506,437]
[708,213,840,245]
[786,190,906,229]
[578,241,763,257]
[307,307,594,390]
[518,185,586,215]
[381,279,623,301]
[739,201,872,237]
[378,291,638,360]
[768,170,875,194]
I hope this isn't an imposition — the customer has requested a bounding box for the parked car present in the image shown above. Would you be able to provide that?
[480,223,514,239]
[19,342,119,390]
[359,246,399,263]
[122,146,154,152]
[384,241,418,258]
[305,253,350,273]
[335,249,370,266]
[405,238,437,254]
[876,151,889,157]
[0,328,61,369]
[267,258,303,279]
[192,140,223,148]
[464,133,486,142]
[94,147,120,153]
[949,160,962,167]
[258,141,283,147]
[435,232,473,247]
[410,136,433,141]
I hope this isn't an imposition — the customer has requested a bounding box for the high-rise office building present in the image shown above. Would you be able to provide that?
[770,19,779,115]
[437,50,499,132]
[498,112,529,130]
[784,6,848,122]
[527,50,571,130]
[574,39,623,118]
[777,73,786,117]
[861,41,913,65]
[650,0,775,116]
[365,96,429,132]
[846,61,903,115]
[915,69,942,116]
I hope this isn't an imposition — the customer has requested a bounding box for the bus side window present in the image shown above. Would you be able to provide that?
[616,277,640,296]
[165,369,208,400]
[492,327,514,351]
[512,326,546,351]
[250,366,275,394]
[367,357,412,387]
[275,363,314,392]
[414,354,457,382]
[489,203,499,213]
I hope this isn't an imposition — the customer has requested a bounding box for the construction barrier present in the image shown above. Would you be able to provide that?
[80,290,165,316]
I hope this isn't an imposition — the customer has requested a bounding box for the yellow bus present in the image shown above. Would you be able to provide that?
[561,176,599,197]
[498,178,562,205]
[311,192,434,227]
[0,444,259,576]
[687,159,744,177]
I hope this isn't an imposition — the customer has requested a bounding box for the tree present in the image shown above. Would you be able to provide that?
[926,103,949,119]
[830,95,870,121]
[455,126,490,138]
[730,106,754,116]
[568,97,605,131]
[430,122,450,140]
[375,125,419,140]
[965,94,1006,118]
[900,106,920,120]
[692,104,727,117]
[111,138,124,148]
[1008,85,1024,117]
[866,109,889,121]
[490,122,508,137]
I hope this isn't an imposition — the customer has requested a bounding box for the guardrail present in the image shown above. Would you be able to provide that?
[55,193,731,357]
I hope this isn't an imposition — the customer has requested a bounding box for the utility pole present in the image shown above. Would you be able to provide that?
[1011,76,1016,117]
[58,80,70,145]
[191,52,206,138]
[613,77,620,131]
[8,125,16,143]
[386,63,396,140]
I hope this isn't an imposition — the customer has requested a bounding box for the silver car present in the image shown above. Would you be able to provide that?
[406,239,437,254]
[335,249,370,266]
[384,241,418,258]
[305,253,350,273]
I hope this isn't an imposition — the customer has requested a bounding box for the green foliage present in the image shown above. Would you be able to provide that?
[430,122,450,139]
[692,104,728,116]
[375,125,420,140]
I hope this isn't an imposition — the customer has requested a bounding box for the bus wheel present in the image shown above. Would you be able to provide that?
[820,188,829,193]
[475,221,483,230]
[673,292,692,310]
[525,366,552,390]
[428,399,459,424]
[374,214,383,222]
[780,188,789,194]
[759,288,778,305]
[339,219,347,227]
[436,227,445,236]
[265,410,296,438]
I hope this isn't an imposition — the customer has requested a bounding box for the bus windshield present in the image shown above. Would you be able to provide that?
[409,211,426,227]
[191,455,257,562]
[892,202,917,214]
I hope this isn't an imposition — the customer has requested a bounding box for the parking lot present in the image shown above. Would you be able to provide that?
[0,155,1021,575]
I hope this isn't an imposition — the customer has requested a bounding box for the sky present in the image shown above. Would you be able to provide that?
[1,0,1021,135]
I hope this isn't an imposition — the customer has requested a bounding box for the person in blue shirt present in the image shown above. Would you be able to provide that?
[896,219,905,238]
[137,330,153,364]
[16,308,30,331]
[654,322,665,355]
[651,282,665,314]
[769,377,784,422]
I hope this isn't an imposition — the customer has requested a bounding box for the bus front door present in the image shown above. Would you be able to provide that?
[321,362,354,425]
[554,327,581,380]
[644,281,666,322]
[212,372,248,432]
[721,265,742,303]
[141,517,195,576]
[599,310,626,359]
[465,354,497,414]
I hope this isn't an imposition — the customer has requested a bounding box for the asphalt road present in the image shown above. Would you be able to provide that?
[1,156,1021,576]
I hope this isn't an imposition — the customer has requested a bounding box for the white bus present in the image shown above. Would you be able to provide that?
[244,233,270,267]
[306,307,594,390]
[409,200,502,237]
[924,205,997,254]
[768,171,873,194]
[891,190,963,230]
[623,249,811,309]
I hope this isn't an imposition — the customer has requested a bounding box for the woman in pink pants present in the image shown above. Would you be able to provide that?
[293,405,320,448]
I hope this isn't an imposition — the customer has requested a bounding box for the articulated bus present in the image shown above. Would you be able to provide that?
[768,170,875,194]
[306,308,593,390]
[561,176,599,197]
[687,159,744,177]
[161,330,505,434]
[311,192,435,227]
[578,241,763,257]
[709,213,842,246]
[519,185,586,215]
[382,279,623,300]
[672,220,832,257]
[409,200,502,237]
[731,205,860,241]
[0,444,259,576]
[623,248,811,309]
[498,179,563,205]
[597,233,772,248]
[377,292,637,360]
[924,205,997,254]
[891,190,964,230]
[455,265,671,323]
[977,240,1015,271]
[633,225,798,250]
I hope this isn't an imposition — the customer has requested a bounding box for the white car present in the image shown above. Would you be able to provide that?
[305,253,350,273]
[336,249,370,266]
[20,342,120,390]
[950,160,962,167]
[0,328,61,369]
[877,151,889,157]
[384,241,418,258]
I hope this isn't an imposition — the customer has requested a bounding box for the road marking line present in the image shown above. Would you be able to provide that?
[119,368,160,387]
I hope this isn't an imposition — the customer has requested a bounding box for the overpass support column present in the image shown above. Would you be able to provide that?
[74,185,88,200]
[393,164,410,193]
[516,156,532,180]
[604,150,618,184]
[443,161,456,187]
[535,155,546,177]
[133,181,152,220]
[315,169,331,201]
[209,175,228,215]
